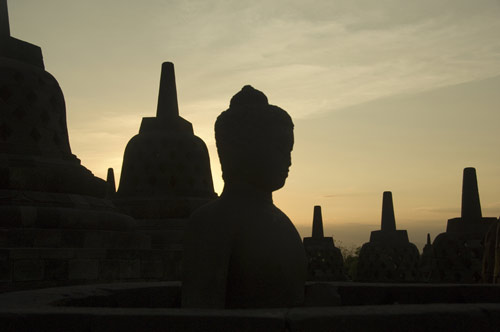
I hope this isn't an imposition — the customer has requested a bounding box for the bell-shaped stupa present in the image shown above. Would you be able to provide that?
[357,192,420,282]
[303,206,345,281]
[0,1,106,196]
[115,62,216,219]
[431,168,496,283]
[0,0,133,230]
[0,1,175,290]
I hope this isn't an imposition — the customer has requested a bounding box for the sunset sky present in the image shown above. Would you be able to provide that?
[9,0,500,249]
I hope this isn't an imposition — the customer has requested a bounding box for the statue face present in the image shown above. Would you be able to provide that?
[249,128,293,192]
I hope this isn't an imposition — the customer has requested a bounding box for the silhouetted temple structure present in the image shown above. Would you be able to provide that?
[115,62,216,219]
[113,62,216,250]
[357,192,420,282]
[303,206,345,281]
[2,1,500,327]
[105,167,116,199]
[419,233,434,281]
[0,3,105,196]
[430,168,496,283]
[0,2,185,289]
[482,221,499,283]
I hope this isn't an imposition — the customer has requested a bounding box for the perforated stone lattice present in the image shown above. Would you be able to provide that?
[430,233,484,283]
[119,135,213,196]
[357,242,420,282]
[305,246,345,281]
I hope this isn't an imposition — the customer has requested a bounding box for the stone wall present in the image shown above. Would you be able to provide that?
[0,248,182,292]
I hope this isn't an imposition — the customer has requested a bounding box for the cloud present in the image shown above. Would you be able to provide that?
[323,192,373,198]
[14,0,500,124]
[144,0,500,121]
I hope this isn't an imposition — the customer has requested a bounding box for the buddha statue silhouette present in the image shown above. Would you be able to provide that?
[182,85,307,308]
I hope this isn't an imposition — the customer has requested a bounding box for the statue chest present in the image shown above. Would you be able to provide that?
[225,212,307,308]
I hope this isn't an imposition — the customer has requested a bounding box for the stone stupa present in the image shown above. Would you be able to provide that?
[356,191,420,282]
[0,0,176,290]
[431,167,496,283]
[303,206,345,281]
[114,62,216,249]
[419,233,434,281]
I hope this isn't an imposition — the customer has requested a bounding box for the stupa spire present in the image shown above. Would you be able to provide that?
[106,168,116,198]
[427,233,431,245]
[156,62,179,119]
[0,0,43,68]
[312,205,324,238]
[381,191,396,231]
[461,167,482,220]
[0,0,9,37]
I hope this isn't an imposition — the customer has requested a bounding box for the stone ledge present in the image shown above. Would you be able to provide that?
[0,282,499,332]
[0,228,151,249]
[287,304,498,332]
[0,249,183,288]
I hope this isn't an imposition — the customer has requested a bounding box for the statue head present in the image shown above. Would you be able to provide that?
[215,85,294,192]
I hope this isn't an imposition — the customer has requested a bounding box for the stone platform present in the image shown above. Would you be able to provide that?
[0,248,182,293]
[0,282,500,331]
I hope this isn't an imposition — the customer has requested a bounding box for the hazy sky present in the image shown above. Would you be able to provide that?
[9,0,500,249]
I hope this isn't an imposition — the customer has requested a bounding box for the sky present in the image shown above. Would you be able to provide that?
[8,0,500,250]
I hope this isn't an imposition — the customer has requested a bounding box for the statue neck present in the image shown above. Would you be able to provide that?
[221,182,273,204]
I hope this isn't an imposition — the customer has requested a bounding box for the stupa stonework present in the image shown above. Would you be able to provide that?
[0,1,134,233]
[357,191,420,282]
[0,1,183,289]
[482,219,500,283]
[419,233,434,281]
[0,5,105,197]
[115,62,216,219]
[430,168,496,283]
[303,206,345,281]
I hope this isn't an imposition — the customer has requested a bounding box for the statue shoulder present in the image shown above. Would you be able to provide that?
[271,204,293,222]
[187,198,237,233]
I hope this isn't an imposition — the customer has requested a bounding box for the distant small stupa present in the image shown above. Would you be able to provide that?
[303,206,345,281]
[446,168,495,235]
[419,233,435,280]
[431,168,496,283]
[357,192,420,282]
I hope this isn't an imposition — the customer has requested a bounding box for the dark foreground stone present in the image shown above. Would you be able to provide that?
[0,282,500,331]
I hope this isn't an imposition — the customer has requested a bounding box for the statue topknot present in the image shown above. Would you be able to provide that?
[229,85,268,108]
